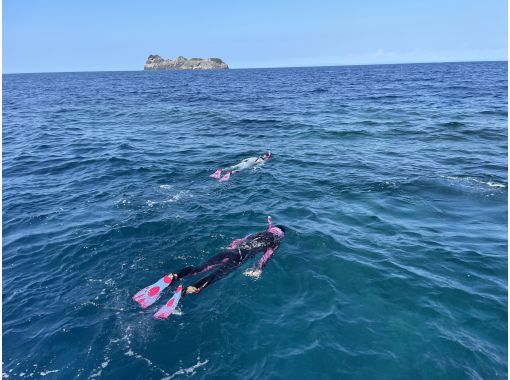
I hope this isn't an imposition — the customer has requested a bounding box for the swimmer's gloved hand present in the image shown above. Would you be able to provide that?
[244,268,262,279]
[186,286,200,294]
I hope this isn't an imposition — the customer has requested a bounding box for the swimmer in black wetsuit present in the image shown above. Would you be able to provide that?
[170,222,286,295]
[132,217,286,316]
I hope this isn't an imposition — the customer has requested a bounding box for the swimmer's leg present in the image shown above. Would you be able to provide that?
[218,162,247,182]
[154,258,238,318]
[174,250,233,279]
[185,261,239,295]
[132,250,232,309]
[154,263,238,319]
[227,162,241,171]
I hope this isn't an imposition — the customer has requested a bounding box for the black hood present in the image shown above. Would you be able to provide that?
[274,225,286,234]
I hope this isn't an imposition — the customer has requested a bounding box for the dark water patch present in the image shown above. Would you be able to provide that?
[479,110,507,116]
[365,94,402,100]
[310,87,329,93]
[237,118,281,125]
[439,121,467,128]
[293,129,374,140]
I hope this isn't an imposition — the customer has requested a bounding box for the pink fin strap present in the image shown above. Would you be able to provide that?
[198,258,229,273]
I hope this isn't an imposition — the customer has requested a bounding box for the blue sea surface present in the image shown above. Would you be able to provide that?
[3,62,508,379]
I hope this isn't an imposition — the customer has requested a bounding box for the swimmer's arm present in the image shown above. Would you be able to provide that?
[244,245,278,279]
[257,246,277,269]
[252,158,264,168]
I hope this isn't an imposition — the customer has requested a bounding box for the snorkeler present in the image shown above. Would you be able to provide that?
[132,217,286,319]
[210,151,272,182]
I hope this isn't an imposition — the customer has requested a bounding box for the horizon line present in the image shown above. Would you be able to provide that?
[3,59,507,75]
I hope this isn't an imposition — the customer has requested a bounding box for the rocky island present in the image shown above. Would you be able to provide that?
[144,55,229,70]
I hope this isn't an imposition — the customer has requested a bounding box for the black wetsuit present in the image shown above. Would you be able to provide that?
[176,231,282,293]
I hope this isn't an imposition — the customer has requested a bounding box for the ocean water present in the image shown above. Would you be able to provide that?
[2,62,507,379]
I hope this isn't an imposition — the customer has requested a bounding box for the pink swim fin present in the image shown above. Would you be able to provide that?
[210,168,222,179]
[132,274,173,309]
[219,171,231,182]
[154,285,183,319]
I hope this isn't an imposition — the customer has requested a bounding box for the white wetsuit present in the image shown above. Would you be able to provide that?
[228,156,266,172]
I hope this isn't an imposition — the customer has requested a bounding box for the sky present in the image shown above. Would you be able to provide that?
[3,0,508,73]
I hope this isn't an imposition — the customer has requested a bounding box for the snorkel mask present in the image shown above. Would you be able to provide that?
[267,216,285,237]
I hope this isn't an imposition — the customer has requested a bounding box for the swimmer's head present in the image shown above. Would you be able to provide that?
[269,224,286,238]
[262,151,272,160]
